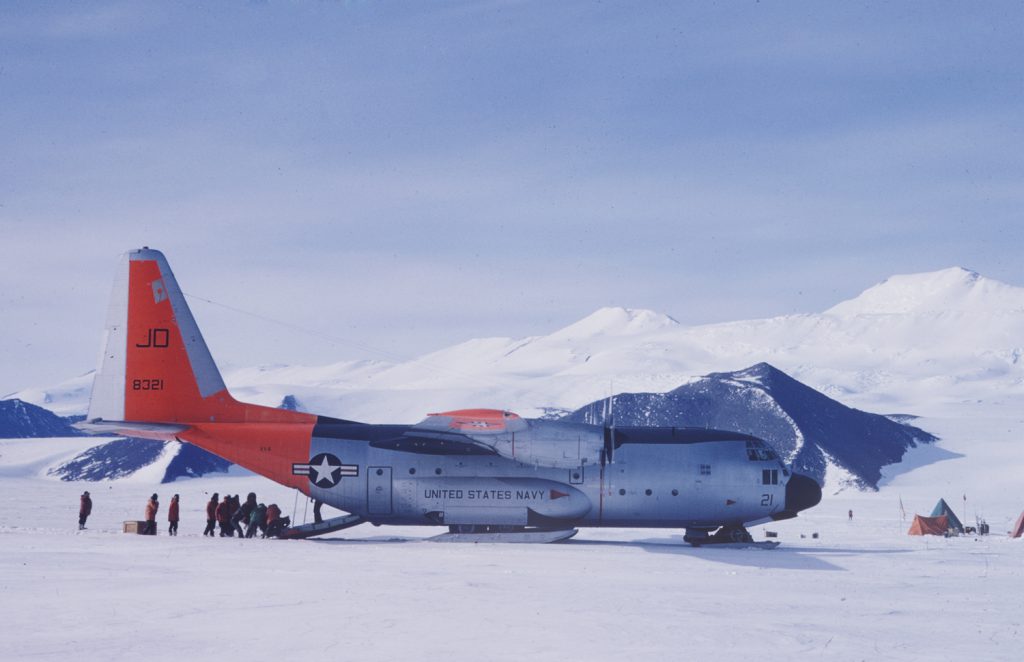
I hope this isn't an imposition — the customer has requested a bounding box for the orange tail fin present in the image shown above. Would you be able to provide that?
[85,248,312,433]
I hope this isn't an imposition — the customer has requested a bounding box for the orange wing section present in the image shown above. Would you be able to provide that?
[428,408,521,431]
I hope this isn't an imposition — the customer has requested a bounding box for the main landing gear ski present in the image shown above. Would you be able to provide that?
[683,525,779,549]
[431,525,578,544]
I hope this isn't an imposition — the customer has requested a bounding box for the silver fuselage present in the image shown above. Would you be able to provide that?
[305,421,795,530]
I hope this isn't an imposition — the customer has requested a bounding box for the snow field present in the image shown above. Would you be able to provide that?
[2,432,1022,662]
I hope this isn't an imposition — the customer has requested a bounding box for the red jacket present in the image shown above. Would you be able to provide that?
[145,498,159,521]
[168,498,179,522]
[80,495,92,516]
[215,500,231,523]
[266,504,282,525]
[206,499,217,519]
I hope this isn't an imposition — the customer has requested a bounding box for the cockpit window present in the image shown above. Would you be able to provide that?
[745,440,778,461]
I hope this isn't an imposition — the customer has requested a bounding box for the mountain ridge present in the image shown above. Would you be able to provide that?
[564,362,937,489]
[5,266,1023,426]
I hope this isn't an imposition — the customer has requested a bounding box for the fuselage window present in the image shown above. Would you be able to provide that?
[699,464,711,476]
[746,440,778,461]
[762,469,779,485]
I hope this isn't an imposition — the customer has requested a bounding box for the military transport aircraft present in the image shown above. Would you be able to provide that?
[78,248,821,545]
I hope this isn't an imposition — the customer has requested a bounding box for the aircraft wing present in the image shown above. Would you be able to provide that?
[370,430,498,456]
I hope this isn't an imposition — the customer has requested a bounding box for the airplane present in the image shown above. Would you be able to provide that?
[77,248,821,545]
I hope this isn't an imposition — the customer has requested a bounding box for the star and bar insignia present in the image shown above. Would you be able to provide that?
[292,453,359,488]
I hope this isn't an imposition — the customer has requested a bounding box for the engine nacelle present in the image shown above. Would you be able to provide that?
[413,409,604,469]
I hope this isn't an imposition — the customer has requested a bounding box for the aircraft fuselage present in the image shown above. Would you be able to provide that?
[301,420,809,530]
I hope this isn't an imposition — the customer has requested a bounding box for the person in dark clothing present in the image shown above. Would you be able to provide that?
[264,503,290,538]
[168,494,180,536]
[216,494,233,537]
[144,493,159,535]
[248,503,267,538]
[78,491,92,530]
[233,492,257,537]
[203,493,219,536]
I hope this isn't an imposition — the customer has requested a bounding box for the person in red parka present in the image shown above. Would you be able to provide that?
[215,494,232,537]
[167,494,180,536]
[144,493,159,535]
[78,491,92,530]
[203,493,219,537]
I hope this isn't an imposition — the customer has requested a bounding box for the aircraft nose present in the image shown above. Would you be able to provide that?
[785,473,822,513]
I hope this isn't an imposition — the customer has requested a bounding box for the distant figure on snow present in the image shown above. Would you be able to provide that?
[79,491,92,530]
[144,493,159,535]
[168,494,180,536]
[203,493,219,536]
[848,509,853,521]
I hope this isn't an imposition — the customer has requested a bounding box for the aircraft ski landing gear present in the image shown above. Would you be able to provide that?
[713,526,754,544]
[430,525,578,544]
[684,525,776,548]
[448,524,518,534]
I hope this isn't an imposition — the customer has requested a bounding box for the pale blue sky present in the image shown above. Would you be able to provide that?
[1,1,1022,395]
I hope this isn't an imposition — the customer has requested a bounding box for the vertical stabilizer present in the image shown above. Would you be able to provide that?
[86,248,304,426]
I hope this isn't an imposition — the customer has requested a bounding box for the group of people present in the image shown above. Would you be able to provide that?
[143,493,177,535]
[77,491,289,538]
[203,492,290,538]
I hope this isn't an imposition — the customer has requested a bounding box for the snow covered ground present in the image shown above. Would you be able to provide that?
[3,266,1023,660]
[2,408,1022,662]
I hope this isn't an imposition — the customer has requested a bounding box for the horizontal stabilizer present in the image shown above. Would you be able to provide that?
[74,419,189,440]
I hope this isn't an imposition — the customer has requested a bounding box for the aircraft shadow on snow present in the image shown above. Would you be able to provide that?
[304,534,909,572]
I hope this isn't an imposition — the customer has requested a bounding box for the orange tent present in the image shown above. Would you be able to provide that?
[908,514,949,536]
[1011,511,1024,539]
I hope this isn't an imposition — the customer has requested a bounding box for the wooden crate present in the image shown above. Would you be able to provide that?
[123,520,145,534]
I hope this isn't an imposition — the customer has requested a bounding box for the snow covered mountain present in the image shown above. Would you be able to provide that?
[9,267,1023,423]
[45,395,304,483]
[48,439,232,483]
[4,266,1022,487]
[2,372,94,418]
[0,399,81,438]
[564,363,937,490]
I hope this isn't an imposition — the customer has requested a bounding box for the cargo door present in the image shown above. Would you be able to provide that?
[368,466,393,515]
